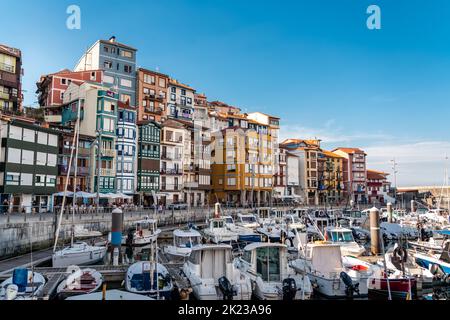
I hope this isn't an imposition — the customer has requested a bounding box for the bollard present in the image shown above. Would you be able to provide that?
[214,203,220,218]
[387,202,393,223]
[111,206,123,265]
[370,207,381,255]
[410,200,415,214]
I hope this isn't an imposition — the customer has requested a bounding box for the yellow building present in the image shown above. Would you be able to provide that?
[320,150,344,205]
[211,114,276,206]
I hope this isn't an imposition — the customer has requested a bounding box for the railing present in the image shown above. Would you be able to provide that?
[0,62,15,73]
[101,149,115,157]
[97,168,115,176]
[160,169,182,175]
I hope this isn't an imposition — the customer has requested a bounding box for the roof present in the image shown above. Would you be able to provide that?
[138,67,169,79]
[191,244,233,251]
[247,111,280,120]
[0,44,21,58]
[367,169,389,180]
[244,242,287,251]
[332,147,365,154]
[169,78,195,91]
[161,119,186,129]
[173,229,201,238]
[322,150,344,159]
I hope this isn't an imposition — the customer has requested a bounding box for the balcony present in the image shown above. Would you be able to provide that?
[59,165,90,175]
[45,115,62,123]
[0,62,15,74]
[101,149,115,157]
[160,169,182,175]
[97,168,115,176]
[144,107,163,115]
[145,94,165,102]
[160,184,181,191]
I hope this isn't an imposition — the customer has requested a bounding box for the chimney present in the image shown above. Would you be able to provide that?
[109,36,116,43]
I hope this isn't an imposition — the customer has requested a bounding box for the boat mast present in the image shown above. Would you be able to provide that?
[71,101,81,247]
[53,118,78,253]
[379,229,392,300]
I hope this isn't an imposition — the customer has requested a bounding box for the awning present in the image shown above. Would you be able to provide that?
[53,191,96,198]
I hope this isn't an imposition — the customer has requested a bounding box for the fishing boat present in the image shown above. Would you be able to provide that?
[224,216,261,243]
[257,221,294,245]
[412,240,450,274]
[367,267,418,300]
[324,226,365,257]
[202,217,238,244]
[66,289,155,300]
[290,242,369,298]
[182,244,252,300]
[235,213,260,230]
[164,228,202,260]
[56,268,103,296]
[125,261,173,299]
[283,214,307,231]
[235,242,313,300]
[52,242,107,267]
[0,269,46,300]
[408,230,449,254]
[124,218,162,246]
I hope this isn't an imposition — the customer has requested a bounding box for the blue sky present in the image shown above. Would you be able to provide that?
[2,0,450,186]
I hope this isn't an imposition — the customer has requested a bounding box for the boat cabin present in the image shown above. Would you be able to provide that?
[236,214,259,229]
[134,218,158,234]
[325,227,356,243]
[240,243,287,282]
[304,243,343,275]
[187,245,233,282]
[173,229,201,248]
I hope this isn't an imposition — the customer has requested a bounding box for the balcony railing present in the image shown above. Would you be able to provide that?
[160,169,182,175]
[160,184,181,191]
[144,107,163,115]
[0,62,15,73]
[97,168,115,176]
[100,149,115,157]
[59,165,90,175]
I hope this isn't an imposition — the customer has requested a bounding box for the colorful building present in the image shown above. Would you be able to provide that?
[167,79,195,121]
[137,68,168,123]
[320,150,344,205]
[0,44,22,112]
[137,121,161,206]
[367,169,392,205]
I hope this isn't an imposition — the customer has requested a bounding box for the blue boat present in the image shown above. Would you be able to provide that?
[413,240,450,274]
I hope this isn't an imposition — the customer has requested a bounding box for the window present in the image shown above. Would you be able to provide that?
[6,173,20,186]
[121,50,133,58]
[36,152,47,166]
[21,150,34,165]
[7,148,21,164]
[256,247,280,282]
[47,154,57,167]
[8,126,22,140]
[124,65,132,73]
[104,101,116,113]
[46,175,56,187]
[227,178,236,186]
[181,89,186,96]
[23,129,35,142]
[104,61,113,69]
[159,78,166,87]
[37,132,48,145]
[103,118,115,132]
[103,75,114,84]
[35,174,46,187]
[170,93,176,101]
[21,173,33,186]
[187,97,192,105]
[120,78,132,87]
[61,78,67,85]
[48,134,58,147]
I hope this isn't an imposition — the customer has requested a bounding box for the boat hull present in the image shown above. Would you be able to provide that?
[52,247,107,268]
[368,278,417,300]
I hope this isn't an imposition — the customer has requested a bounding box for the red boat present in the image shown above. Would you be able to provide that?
[368,276,417,300]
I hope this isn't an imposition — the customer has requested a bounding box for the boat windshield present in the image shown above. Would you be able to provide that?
[241,216,257,223]
[327,231,354,242]
[175,236,200,247]
[225,217,234,224]
[212,220,225,228]
[256,247,281,282]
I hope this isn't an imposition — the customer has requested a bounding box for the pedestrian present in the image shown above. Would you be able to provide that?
[2,199,8,215]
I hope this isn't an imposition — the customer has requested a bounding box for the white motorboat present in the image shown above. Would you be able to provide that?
[0,269,46,300]
[52,242,107,268]
[66,289,155,300]
[291,242,370,298]
[324,226,365,257]
[74,225,103,239]
[235,242,312,300]
[235,213,260,230]
[224,216,261,243]
[125,261,173,299]
[182,244,252,300]
[164,228,202,260]
[56,267,103,296]
[202,217,238,244]
[124,218,162,246]
[283,214,306,231]
[257,221,295,245]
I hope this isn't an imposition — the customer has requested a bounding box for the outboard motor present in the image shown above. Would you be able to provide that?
[282,278,297,300]
[218,277,235,300]
[340,272,359,298]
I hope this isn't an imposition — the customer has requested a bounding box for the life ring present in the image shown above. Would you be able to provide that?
[393,246,408,262]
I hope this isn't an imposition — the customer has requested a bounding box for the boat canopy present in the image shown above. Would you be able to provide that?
[309,244,343,275]
[188,245,233,279]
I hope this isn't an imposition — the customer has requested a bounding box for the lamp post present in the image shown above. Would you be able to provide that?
[390,158,398,208]
[96,129,103,215]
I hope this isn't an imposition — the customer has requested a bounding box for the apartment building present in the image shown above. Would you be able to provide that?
[332,147,368,204]
[320,150,344,205]
[167,79,195,121]
[280,139,322,205]
[57,130,94,193]
[274,145,287,198]
[367,169,392,205]
[159,119,184,205]
[0,44,22,112]
[36,69,103,124]
[137,121,161,206]
[137,68,168,123]
[60,82,119,194]
[74,36,138,195]
[193,93,209,128]
[0,118,58,212]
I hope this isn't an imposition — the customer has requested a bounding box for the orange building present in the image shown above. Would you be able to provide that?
[136,68,169,122]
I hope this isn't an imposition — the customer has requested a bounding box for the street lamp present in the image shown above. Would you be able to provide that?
[95,129,103,214]
[390,158,398,208]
